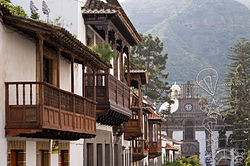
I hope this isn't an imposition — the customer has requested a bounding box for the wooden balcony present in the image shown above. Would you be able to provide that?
[132,139,148,161]
[5,82,96,140]
[124,93,143,140]
[149,141,162,158]
[86,73,131,126]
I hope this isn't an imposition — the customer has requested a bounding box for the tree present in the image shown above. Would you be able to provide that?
[163,155,202,166]
[198,96,208,112]
[178,156,202,166]
[90,43,117,64]
[222,38,250,149]
[131,34,173,108]
[245,151,250,166]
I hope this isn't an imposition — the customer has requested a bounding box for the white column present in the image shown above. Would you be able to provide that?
[195,131,206,166]
[26,141,36,166]
[51,153,59,166]
[211,131,219,166]
[70,139,84,166]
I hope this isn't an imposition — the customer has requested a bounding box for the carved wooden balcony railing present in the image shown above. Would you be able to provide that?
[124,93,143,140]
[85,73,131,126]
[149,141,162,158]
[5,82,96,140]
[132,139,148,161]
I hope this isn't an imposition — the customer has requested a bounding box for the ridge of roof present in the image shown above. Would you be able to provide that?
[82,0,141,44]
[82,0,118,13]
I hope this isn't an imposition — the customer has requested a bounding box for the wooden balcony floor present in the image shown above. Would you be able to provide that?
[86,73,132,126]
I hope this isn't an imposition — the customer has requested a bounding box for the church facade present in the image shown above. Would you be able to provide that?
[161,81,233,166]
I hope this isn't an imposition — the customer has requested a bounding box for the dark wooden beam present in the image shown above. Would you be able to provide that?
[57,49,61,88]
[38,37,44,82]
[71,58,74,93]
[82,65,85,97]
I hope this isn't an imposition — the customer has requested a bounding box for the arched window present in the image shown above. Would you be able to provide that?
[184,120,194,140]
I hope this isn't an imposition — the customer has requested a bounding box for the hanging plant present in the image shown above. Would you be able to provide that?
[90,43,118,64]
[0,0,27,16]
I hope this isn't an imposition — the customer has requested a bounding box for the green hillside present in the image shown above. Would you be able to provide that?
[121,0,250,83]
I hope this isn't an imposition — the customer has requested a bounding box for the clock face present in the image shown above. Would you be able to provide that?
[185,103,193,111]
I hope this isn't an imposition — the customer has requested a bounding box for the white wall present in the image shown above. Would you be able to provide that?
[60,57,71,92]
[0,22,36,166]
[173,131,183,141]
[195,131,206,166]
[77,0,87,43]
[11,0,87,43]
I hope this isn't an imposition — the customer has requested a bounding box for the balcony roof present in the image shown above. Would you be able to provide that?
[161,135,183,145]
[165,143,179,151]
[0,4,111,70]
[130,70,148,85]
[82,0,141,46]
[148,112,166,122]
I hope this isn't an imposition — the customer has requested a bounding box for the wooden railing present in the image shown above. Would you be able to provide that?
[149,141,162,153]
[86,73,130,113]
[5,82,96,136]
[131,92,140,109]
[132,139,148,155]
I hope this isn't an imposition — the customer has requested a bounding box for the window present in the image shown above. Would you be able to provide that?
[97,144,102,166]
[105,144,110,166]
[114,144,118,166]
[10,150,25,166]
[38,150,50,166]
[184,120,194,140]
[87,143,94,166]
[43,57,53,84]
[60,150,69,166]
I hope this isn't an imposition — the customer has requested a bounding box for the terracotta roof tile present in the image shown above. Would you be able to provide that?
[0,4,111,70]
[148,113,166,122]
[82,0,118,14]
[165,143,179,151]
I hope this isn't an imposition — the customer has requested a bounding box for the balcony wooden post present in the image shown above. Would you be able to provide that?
[160,123,162,145]
[39,37,44,82]
[105,69,109,100]
[23,84,25,121]
[93,69,96,102]
[82,65,85,97]
[5,83,9,126]
[126,51,131,86]
[39,83,44,125]
[138,80,142,106]
[57,50,61,128]
[105,29,109,44]
[57,49,61,88]
[71,58,74,93]
[38,37,44,126]
[156,123,159,143]
[120,48,124,82]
